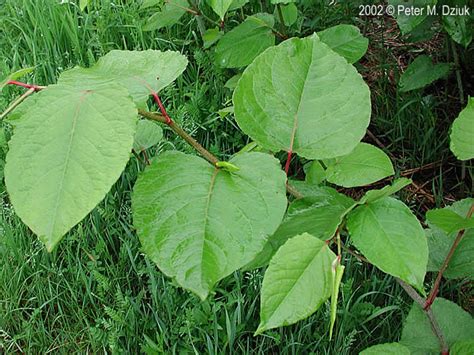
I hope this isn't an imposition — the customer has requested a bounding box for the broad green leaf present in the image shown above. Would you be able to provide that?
[0,67,34,91]
[233,34,371,160]
[358,177,412,204]
[388,0,437,35]
[398,55,450,92]
[304,160,326,185]
[426,208,474,234]
[203,28,223,49]
[4,93,39,125]
[132,151,287,300]
[329,260,344,340]
[317,24,369,64]
[133,120,163,151]
[451,340,474,355]
[257,233,335,334]
[215,14,275,68]
[275,3,298,27]
[347,197,428,291]
[450,97,474,161]
[142,0,188,31]
[58,50,188,107]
[208,0,233,20]
[247,186,354,269]
[426,198,474,280]
[324,143,394,188]
[400,298,474,354]
[5,84,138,251]
[443,14,472,48]
[360,343,410,355]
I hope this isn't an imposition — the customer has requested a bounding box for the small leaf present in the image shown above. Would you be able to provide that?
[324,143,394,188]
[275,2,298,27]
[208,0,234,20]
[79,0,91,11]
[360,343,410,355]
[443,14,472,48]
[388,0,436,35]
[426,198,474,280]
[271,0,295,4]
[233,34,371,160]
[399,55,450,92]
[203,28,223,49]
[347,197,428,291]
[215,14,275,68]
[304,160,326,185]
[142,0,189,31]
[246,186,354,269]
[132,151,287,300]
[317,24,369,63]
[228,0,248,11]
[450,97,474,161]
[358,177,412,204]
[133,120,163,151]
[329,260,344,339]
[224,73,242,90]
[215,160,240,172]
[257,233,335,334]
[58,50,188,108]
[5,84,138,251]
[400,298,474,353]
[426,208,474,235]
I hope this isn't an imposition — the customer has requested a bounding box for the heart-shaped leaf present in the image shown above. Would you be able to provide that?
[233,34,371,160]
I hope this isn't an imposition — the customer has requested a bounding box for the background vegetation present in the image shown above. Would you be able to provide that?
[0,0,472,353]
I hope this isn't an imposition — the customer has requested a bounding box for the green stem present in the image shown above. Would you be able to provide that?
[0,87,36,121]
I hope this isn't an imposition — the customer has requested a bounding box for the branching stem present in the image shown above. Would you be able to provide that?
[424,202,474,310]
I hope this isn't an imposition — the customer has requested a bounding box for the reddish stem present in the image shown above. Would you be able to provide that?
[284,150,292,175]
[151,92,172,125]
[424,203,474,310]
[7,80,44,91]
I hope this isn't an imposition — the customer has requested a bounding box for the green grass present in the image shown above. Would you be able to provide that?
[1,0,472,353]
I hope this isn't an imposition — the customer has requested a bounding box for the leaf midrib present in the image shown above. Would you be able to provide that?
[48,90,91,239]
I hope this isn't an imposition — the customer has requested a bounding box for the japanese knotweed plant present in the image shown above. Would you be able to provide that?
[1,29,473,354]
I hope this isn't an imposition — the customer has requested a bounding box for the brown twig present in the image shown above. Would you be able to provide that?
[138,109,219,165]
[424,202,474,310]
